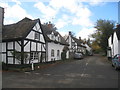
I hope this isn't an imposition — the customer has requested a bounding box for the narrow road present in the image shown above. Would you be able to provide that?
[2,54,119,88]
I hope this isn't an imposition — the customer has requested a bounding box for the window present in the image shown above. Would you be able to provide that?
[51,49,54,57]
[35,32,40,40]
[31,52,38,60]
[51,34,54,40]
[57,50,60,57]
[58,37,60,42]
[72,42,75,46]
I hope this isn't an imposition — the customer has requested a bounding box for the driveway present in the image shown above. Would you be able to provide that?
[2,54,119,88]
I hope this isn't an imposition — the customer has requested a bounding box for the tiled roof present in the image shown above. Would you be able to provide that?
[71,36,86,48]
[41,24,68,45]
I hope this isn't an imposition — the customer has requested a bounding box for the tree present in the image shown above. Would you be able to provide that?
[90,19,115,54]
[43,21,57,31]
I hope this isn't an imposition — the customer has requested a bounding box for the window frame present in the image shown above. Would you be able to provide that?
[34,32,40,40]
[51,49,54,57]
[57,50,60,57]
[30,52,39,60]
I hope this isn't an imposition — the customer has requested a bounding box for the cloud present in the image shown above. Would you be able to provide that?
[0,2,33,24]
[55,20,67,29]
[11,0,21,5]
[76,27,96,39]
[34,1,57,21]
[58,31,68,37]
[72,7,93,27]
[55,14,70,29]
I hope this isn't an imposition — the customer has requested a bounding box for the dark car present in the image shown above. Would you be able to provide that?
[74,52,84,59]
[112,54,120,70]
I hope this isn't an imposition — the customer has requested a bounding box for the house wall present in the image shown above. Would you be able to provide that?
[85,44,91,52]
[113,32,119,57]
[2,41,21,64]
[108,36,112,48]
[26,22,45,43]
[46,42,64,62]
[118,41,120,54]
[0,7,3,29]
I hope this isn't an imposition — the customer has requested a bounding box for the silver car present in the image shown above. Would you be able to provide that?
[74,52,84,59]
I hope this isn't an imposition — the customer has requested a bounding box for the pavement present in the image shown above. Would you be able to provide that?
[2,54,119,88]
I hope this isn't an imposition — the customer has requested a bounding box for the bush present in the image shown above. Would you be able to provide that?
[61,51,66,60]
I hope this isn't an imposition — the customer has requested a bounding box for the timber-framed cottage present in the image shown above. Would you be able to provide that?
[2,17,46,64]
[65,31,86,58]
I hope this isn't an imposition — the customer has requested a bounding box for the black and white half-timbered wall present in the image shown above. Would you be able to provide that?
[2,17,46,64]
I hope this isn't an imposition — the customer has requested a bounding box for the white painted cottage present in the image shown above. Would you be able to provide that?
[41,24,69,62]
[108,24,120,58]
[65,32,86,58]
[2,17,46,64]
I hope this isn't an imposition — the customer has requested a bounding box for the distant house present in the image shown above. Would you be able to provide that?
[0,7,4,40]
[0,7,4,26]
[41,24,69,62]
[2,17,46,64]
[65,31,86,58]
[108,24,120,58]
[84,43,93,55]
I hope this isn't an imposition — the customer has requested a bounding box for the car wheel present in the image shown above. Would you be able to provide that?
[112,64,114,67]
[114,65,118,70]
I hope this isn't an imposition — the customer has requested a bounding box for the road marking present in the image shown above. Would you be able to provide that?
[35,73,40,75]
[24,72,31,74]
[86,63,88,66]
[44,74,51,76]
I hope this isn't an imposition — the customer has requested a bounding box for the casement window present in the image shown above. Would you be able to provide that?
[30,52,38,60]
[51,49,54,57]
[58,37,60,42]
[72,42,75,46]
[34,32,40,40]
[51,34,54,40]
[57,50,60,57]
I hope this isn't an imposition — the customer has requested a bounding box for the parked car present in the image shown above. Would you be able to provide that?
[74,52,84,59]
[112,54,120,70]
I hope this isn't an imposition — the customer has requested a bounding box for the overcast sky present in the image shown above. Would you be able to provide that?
[0,0,119,39]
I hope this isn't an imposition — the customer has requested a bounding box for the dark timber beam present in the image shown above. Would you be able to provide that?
[21,40,24,64]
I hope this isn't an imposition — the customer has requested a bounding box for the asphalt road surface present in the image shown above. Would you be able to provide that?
[2,54,119,88]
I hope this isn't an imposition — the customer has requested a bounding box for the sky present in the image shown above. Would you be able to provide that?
[0,0,119,39]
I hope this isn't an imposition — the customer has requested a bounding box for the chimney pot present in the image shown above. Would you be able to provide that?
[79,37,81,40]
[69,31,71,35]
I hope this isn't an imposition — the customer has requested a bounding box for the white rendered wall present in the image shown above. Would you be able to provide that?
[24,40,30,52]
[113,32,119,56]
[47,42,64,62]
[2,43,6,52]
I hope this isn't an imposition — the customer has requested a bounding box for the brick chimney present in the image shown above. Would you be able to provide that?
[69,31,72,36]
[47,21,52,28]
[79,37,81,40]
[116,24,120,28]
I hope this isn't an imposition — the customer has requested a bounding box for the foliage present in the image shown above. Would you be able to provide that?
[61,51,66,60]
[43,21,57,31]
[90,19,115,54]
[61,46,68,60]
[91,40,103,54]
